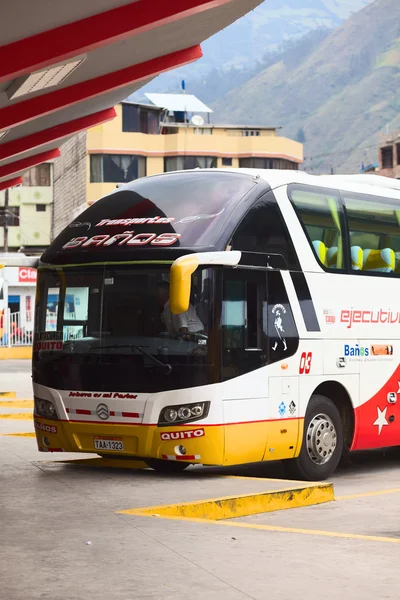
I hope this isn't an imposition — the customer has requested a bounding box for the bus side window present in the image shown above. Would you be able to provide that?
[343,193,400,275]
[289,185,344,270]
[221,271,267,381]
[231,191,299,270]
[267,271,299,364]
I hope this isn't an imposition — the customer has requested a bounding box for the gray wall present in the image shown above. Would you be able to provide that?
[52,132,87,239]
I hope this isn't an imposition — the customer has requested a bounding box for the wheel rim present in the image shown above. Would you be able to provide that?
[306,413,337,465]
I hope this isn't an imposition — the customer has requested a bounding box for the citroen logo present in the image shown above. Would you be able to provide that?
[96,403,110,420]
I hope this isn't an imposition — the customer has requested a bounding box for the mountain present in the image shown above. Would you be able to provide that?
[211,0,400,173]
[134,0,374,97]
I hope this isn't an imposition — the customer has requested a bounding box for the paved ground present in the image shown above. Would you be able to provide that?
[1,360,400,600]
[0,358,33,398]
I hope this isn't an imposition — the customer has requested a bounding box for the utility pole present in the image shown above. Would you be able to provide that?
[3,187,9,253]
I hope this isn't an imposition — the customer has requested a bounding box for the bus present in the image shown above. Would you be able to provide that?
[21,169,400,480]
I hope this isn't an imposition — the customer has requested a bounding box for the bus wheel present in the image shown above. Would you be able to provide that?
[285,395,343,481]
[146,459,190,473]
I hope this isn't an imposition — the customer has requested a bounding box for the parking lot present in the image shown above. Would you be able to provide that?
[1,360,400,600]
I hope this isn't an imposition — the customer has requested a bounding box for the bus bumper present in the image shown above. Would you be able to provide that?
[33,416,224,465]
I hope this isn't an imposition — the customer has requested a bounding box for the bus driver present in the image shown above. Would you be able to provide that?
[156,280,204,337]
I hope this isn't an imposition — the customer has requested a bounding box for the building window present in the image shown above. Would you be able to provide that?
[193,128,212,135]
[239,157,297,170]
[36,204,46,212]
[0,206,19,226]
[242,130,260,136]
[222,157,233,166]
[164,156,217,172]
[239,158,273,169]
[90,154,146,183]
[122,104,159,134]
[23,164,51,186]
[396,143,400,166]
[381,146,394,169]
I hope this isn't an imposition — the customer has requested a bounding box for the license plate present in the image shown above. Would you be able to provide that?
[94,437,124,451]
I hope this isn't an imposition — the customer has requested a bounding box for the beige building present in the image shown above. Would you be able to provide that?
[53,94,303,236]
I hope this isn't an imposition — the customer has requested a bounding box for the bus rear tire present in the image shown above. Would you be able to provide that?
[146,459,190,473]
[284,394,343,481]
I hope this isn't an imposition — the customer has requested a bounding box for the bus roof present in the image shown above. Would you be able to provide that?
[240,169,400,198]
[141,168,400,199]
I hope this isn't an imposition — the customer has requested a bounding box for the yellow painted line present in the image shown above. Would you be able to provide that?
[0,400,33,408]
[336,488,400,500]
[0,391,16,398]
[0,432,35,437]
[57,457,147,470]
[137,516,400,545]
[118,482,334,520]
[0,412,32,420]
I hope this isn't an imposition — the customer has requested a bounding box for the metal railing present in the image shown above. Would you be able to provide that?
[0,309,33,347]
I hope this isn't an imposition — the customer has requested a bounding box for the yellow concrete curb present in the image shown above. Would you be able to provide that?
[0,391,16,398]
[0,347,32,360]
[118,482,334,520]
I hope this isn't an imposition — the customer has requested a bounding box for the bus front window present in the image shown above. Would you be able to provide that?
[34,266,215,393]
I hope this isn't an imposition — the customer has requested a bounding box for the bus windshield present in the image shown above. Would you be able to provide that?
[33,266,216,393]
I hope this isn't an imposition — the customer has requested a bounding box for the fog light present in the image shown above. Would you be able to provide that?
[42,436,50,447]
[178,445,186,455]
[164,408,178,422]
[178,406,191,420]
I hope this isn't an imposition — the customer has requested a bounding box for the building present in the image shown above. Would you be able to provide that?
[379,132,400,179]
[53,93,303,237]
[0,162,53,348]
[0,163,53,254]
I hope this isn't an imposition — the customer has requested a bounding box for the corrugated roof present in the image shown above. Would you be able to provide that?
[144,93,213,113]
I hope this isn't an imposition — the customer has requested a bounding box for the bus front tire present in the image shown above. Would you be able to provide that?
[146,459,190,473]
[285,394,343,481]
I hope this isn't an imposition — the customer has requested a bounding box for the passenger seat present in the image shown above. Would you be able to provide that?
[327,246,338,268]
[363,248,395,272]
[351,246,363,271]
[312,240,327,266]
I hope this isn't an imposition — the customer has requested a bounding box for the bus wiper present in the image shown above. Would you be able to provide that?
[88,344,172,375]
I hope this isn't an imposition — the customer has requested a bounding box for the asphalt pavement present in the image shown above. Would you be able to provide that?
[1,360,400,600]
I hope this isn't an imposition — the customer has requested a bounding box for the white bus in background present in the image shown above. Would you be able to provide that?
[4,169,400,480]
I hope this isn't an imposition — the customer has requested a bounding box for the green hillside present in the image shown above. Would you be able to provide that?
[212,0,400,173]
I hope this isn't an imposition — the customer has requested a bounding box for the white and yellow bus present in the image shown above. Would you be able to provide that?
[22,169,400,480]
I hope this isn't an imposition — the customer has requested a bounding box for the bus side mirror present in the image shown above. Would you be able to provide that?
[170,251,242,315]
[170,255,199,315]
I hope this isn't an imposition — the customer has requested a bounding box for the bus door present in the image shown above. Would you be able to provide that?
[221,269,270,465]
[263,270,300,461]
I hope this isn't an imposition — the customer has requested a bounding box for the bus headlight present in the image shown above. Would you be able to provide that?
[158,401,210,426]
[34,397,59,420]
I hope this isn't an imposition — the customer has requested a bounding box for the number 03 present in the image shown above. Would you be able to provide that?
[299,351,312,375]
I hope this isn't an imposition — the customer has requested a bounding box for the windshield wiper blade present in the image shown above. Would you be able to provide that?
[88,344,172,375]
